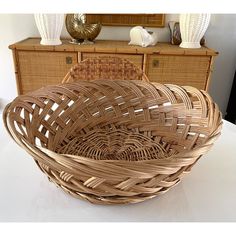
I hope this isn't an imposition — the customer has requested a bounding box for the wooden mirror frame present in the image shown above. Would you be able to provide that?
[86,14,165,27]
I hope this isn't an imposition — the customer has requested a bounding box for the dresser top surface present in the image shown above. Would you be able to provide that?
[9,38,218,56]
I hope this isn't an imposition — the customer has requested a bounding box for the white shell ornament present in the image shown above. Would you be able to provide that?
[129,26,158,47]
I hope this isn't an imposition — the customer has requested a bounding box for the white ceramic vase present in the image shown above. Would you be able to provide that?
[179,14,211,48]
[34,14,64,45]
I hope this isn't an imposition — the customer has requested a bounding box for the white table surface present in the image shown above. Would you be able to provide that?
[0,116,236,222]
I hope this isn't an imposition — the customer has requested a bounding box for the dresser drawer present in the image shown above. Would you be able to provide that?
[146,55,211,89]
[17,51,77,94]
[82,53,143,69]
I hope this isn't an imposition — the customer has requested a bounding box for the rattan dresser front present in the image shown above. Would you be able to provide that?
[9,38,218,95]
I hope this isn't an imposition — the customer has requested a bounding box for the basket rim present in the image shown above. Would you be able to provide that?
[3,80,223,164]
[3,114,222,164]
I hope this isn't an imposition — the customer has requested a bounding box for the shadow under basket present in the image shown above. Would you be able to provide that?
[3,80,222,204]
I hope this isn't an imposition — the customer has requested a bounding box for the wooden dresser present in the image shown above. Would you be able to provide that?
[9,38,218,95]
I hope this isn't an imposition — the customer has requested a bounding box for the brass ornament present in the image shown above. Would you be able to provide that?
[65,14,102,44]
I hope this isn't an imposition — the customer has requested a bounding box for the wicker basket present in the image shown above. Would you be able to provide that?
[3,80,222,204]
[62,56,149,83]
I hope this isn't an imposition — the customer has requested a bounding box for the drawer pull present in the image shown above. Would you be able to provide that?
[152,59,159,68]
[66,56,73,64]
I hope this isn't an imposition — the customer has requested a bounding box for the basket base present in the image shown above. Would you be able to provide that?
[35,144,186,205]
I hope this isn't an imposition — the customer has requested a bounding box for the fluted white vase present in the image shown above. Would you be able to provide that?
[34,14,64,45]
[179,14,211,48]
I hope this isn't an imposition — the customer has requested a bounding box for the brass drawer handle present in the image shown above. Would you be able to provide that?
[152,59,159,68]
[66,56,73,64]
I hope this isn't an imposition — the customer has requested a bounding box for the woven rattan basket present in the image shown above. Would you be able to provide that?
[62,56,149,83]
[3,80,222,204]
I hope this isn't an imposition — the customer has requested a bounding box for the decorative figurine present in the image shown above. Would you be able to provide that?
[129,26,158,47]
[65,14,102,44]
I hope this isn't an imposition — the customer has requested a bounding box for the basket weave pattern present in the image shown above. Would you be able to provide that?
[62,56,149,83]
[3,80,222,204]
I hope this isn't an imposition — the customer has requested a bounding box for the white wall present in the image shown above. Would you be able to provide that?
[205,14,236,115]
[0,14,38,108]
[0,14,236,116]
